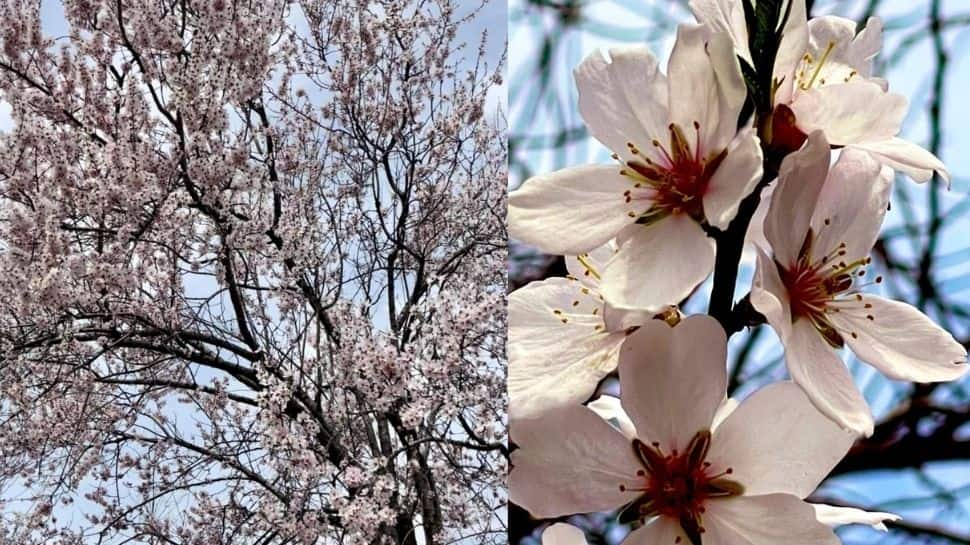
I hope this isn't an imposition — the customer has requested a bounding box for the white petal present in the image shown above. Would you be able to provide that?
[704,127,764,229]
[849,17,884,78]
[791,81,906,145]
[829,295,968,382]
[751,245,793,340]
[543,524,589,545]
[509,165,642,255]
[803,16,869,85]
[786,319,874,437]
[668,24,744,153]
[509,278,625,418]
[688,0,751,62]
[620,517,686,545]
[711,397,738,431]
[618,315,727,450]
[811,503,900,531]
[601,215,715,311]
[764,131,830,267]
[851,137,950,184]
[772,0,809,104]
[565,242,618,290]
[510,405,642,518]
[587,395,637,440]
[575,47,669,158]
[703,495,840,545]
[740,182,773,264]
[708,382,855,498]
[810,149,891,262]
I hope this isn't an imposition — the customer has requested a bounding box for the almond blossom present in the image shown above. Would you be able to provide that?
[690,0,948,182]
[752,132,968,435]
[511,315,892,545]
[509,245,658,418]
[509,24,763,311]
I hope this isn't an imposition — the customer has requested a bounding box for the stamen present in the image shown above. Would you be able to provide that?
[803,41,836,90]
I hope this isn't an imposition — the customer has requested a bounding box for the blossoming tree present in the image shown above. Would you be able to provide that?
[508,0,967,544]
[0,1,506,544]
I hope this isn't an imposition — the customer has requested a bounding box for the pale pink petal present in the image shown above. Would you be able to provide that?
[601,215,714,311]
[750,246,792,340]
[851,137,950,184]
[708,382,855,498]
[668,25,745,154]
[543,524,589,545]
[810,149,891,262]
[602,303,654,333]
[786,319,874,437]
[812,503,900,531]
[791,81,906,145]
[764,131,830,267]
[618,315,727,450]
[703,495,840,545]
[587,395,637,440]
[828,295,968,383]
[510,405,641,518]
[509,165,644,255]
[509,278,625,418]
[619,516,686,545]
[704,127,763,229]
[575,47,668,158]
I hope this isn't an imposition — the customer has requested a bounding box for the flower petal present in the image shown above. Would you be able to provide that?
[704,127,764,229]
[620,517,686,545]
[575,47,668,158]
[618,315,727,450]
[509,165,641,255]
[811,503,900,531]
[565,242,618,290]
[688,0,751,62]
[786,319,874,437]
[829,294,968,383]
[543,524,589,545]
[810,149,891,262]
[587,395,637,440]
[764,131,830,267]
[711,397,739,431]
[708,381,855,498]
[668,24,745,153]
[751,245,793,339]
[850,137,950,184]
[772,0,809,104]
[601,215,715,311]
[790,81,906,145]
[509,278,625,418]
[510,405,641,518]
[848,17,883,78]
[703,495,840,545]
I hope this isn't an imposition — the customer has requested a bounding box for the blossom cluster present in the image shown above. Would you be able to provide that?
[508,1,967,543]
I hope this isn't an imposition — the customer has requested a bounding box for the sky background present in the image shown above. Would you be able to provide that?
[509,0,970,544]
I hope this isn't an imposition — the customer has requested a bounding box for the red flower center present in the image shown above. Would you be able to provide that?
[619,123,727,224]
[619,431,743,545]
[779,228,880,347]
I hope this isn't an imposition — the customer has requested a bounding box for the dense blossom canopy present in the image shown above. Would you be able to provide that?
[0,1,506,544]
